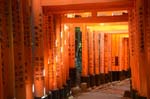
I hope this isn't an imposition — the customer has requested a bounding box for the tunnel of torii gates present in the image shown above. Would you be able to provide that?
[0,0,150,99]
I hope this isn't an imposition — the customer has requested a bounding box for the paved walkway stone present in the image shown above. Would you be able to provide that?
[69,79,131,99]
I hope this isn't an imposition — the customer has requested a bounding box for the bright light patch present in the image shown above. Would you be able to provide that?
[44,87,46,95]
[55,40,57,47]
[48,58,50,64]
[61,32,63,38]
[32,84,34,93]
[64,24,69,31]
[64,40,66,45]
[43,69,45,77]
[61,47,63,53]
[56,56,58,62]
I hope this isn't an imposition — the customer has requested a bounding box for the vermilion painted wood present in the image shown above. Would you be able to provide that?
[22,0,33,98]
[68,24,75,69]
[32,0,44,97]
[42,0,133,14]
[62,15,128,23]
[135,0,147,97]
[0,11,4,97]
[94,32,100,75]
[12,0,26,98]
[0,0,4,99]
[1,0,16,98]
[145,0,150,98]
[43,15,49,93]
[82,26,89,77]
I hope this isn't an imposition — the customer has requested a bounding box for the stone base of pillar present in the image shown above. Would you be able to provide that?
[131,89,138,99]
[120,70,126,80]
[69,68,76,87]
[59,88,65,99]
[123,90,131,97]
[47,93,52,99]
[81,76,90,88]
[34,97,41,99]
[63,85,69,98]
[130,89,147,99]
[110,71,120,81]
[136,95,147,99]
[90,75,96,87]
[105,73,111,83]
[126,68,131,78]
[99,73,105,84]
[95,74,100,86]
[51,89,60,99]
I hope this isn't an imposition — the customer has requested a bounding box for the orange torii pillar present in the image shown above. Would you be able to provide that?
[0,47,3,99]
[45,15,57,93]
[111,34,115,81]
[99,33,105,84]
[22,0,33,99]
[81,27,90,86]
[62,24,71,96]
[44,15,58,98]
[1,0,16,99]
[54,14,66,99]
[116,34,120,81]
[118,35,123,80]
[107,34,112,82]
[60,24,69,98]
[104,33,112,83]
[94,32,101,86]
[62,24,70,82]
[49,25,58,92]
[32,0,44,98]
[118,34,129,80]
[12,0,27,98]
[55,14,63,90]
[119,35,129,80]
[0,2,4,99]
[0,14,3,98]
[88,31,95,87]
[128,9,139,98]
[123,37,130,78]
[68,24,76,87]
[61,24,68,87]
[133,0,148,98]
[145,0,150,98]
[43,15,49,94]
[111,34,120,81]
[119,34,125,80]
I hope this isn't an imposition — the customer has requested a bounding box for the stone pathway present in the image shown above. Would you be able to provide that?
[69,79,131,99]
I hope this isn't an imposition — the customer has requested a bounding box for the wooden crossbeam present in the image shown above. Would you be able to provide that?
[62,14,128,23]
[43,0,133,14]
